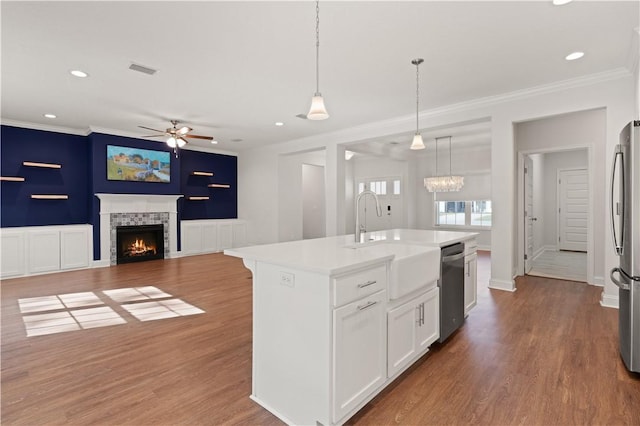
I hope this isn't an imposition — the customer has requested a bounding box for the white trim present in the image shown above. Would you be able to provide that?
[477,245,491,252]
[488,278,516,292]
[592,275,604,287]
[532,246,545,261]
[600,292,619,309]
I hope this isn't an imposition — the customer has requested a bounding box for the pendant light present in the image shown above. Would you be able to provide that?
[307,0,329,120]
[410,58,425,150]
[424,136,464,192]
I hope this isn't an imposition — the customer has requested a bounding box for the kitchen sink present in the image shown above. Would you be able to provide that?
[344,242,440,299]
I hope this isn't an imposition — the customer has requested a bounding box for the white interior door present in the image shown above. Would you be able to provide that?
[558,168,588,252]
[302,164,326,239]
[524,155,535,273]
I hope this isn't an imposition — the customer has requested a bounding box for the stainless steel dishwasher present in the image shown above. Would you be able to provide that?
[438,243,465,343]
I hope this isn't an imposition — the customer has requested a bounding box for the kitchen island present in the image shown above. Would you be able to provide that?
[225,229,477,426]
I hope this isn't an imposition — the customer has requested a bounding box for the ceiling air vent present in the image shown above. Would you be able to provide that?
[129,63,157,75]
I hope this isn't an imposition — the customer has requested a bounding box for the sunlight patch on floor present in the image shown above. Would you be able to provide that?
[19,286,204,337]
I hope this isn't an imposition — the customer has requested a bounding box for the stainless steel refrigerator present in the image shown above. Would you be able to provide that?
[610,120,640,373]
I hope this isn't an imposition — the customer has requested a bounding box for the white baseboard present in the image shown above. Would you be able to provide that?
[477,245,491,252]
[543,245,557,252]
[600,292,619,309]
[533,247,545,261]
[489,278,516,292]
[92,260,110,268]
[591,275,604,287]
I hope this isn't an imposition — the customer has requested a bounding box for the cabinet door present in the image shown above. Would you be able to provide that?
[417,287,439,351]
[387,298,419,377]
[60,227,90,270]
[1,231,25,278]
[218,223,233,250]
[28,230,60,274]
[181,223,203,255]
[333,290,386,423]
[464,252,478,315]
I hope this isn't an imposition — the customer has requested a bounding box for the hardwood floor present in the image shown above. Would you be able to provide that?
[2,252,639,425]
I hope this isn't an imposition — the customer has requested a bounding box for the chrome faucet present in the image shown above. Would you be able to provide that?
[355,190,383,243]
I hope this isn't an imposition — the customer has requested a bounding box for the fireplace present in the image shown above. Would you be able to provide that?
[116,224,165,264]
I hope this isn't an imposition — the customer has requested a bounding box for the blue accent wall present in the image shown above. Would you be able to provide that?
[1,126,90,227]
[1,125,238,260]
[179,149,238,220]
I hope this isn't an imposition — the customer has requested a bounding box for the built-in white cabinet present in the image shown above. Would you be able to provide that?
[333,289,387,423]
[180,219,246,255]
[1,225,92,279]
[387,286,439,377]
[464,239,478,316]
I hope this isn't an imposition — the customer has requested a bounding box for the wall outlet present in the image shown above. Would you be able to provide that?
[280,272,295,287]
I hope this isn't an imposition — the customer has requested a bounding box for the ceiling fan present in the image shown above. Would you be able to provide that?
[138,120,214,149]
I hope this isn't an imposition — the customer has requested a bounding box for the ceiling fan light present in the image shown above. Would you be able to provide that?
[167,137,177,148]
[177,126,191,135]
[410,133,425,150]
[177,138,186,148]
[307,94,329,120]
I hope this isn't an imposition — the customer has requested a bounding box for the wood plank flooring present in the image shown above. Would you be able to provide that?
[2,252,639,425]
[529,249,587,282]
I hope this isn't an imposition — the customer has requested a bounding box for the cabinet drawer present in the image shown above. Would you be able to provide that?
[333,264,387,307]
[464,239,477,255]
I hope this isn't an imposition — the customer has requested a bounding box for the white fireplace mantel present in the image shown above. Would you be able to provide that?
[95,193,183,265]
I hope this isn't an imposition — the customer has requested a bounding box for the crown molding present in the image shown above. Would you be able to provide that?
[1,119,89,136]
[268,67,633,153]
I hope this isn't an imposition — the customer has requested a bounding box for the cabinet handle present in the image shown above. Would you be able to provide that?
[357,280,377,288]
[466,261,470,277]
[421,303,425,326]
[357,301,377,311]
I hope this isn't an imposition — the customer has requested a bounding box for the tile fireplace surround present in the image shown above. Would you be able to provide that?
[95,194,183,266]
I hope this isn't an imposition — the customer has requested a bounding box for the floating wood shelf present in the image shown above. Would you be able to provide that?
[31,194,69,200]
[23,161,62,169]
[191,171,214,177]
[187,196,210,201]
[208,184,231,189]
[0,176,25,182]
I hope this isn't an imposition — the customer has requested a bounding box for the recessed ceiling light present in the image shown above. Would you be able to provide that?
[552,0,573,5]
[275,122,284,127]
[43,113,57,119]
[70,70,89,78]
[565,51,584,61]
[211,140,218,144]
[231,138,243,142]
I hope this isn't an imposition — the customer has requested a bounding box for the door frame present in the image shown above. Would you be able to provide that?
[516,145,594,285]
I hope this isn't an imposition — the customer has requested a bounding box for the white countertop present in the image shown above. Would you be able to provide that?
[224,229,477,276]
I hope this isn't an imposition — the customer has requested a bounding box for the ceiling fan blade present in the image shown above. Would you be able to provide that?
[185,134,214,140]
[140,134,166,138]
[179,137,189,146]
[177,126,192,135]
[138,125,166,133]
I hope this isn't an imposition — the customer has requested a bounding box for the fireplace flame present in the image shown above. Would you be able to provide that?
[127,238,156,256]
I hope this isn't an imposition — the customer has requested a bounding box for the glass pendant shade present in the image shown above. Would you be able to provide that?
[166,137,177,148]
[424,175,464,192]
[176,138,186,148]
[410,133,425,150]
[307,94,329,120]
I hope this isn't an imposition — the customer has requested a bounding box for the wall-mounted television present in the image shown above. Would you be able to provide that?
[106,145,170,183]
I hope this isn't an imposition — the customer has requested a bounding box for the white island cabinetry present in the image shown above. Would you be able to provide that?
[464,239,478,316]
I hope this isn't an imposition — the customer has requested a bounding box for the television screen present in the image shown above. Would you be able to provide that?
[106,145,170,183]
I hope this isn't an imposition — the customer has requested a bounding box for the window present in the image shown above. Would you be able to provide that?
[356,177,401,197]
[435,200,492,228]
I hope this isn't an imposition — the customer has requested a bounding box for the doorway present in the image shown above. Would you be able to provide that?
[520,150,589,282]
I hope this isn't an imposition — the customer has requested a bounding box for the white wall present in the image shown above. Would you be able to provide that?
[515,109,602,285]
[302,164,326,239]
[541,150,588,249]
[238,70,634,303]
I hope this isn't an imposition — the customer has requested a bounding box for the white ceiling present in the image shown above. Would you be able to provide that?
[1,1,638,153]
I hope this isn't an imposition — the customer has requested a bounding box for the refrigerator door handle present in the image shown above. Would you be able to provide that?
[610,146,625,255]
[611,268,631,290]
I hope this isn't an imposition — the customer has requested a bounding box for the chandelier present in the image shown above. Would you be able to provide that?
[424,136,464,192]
